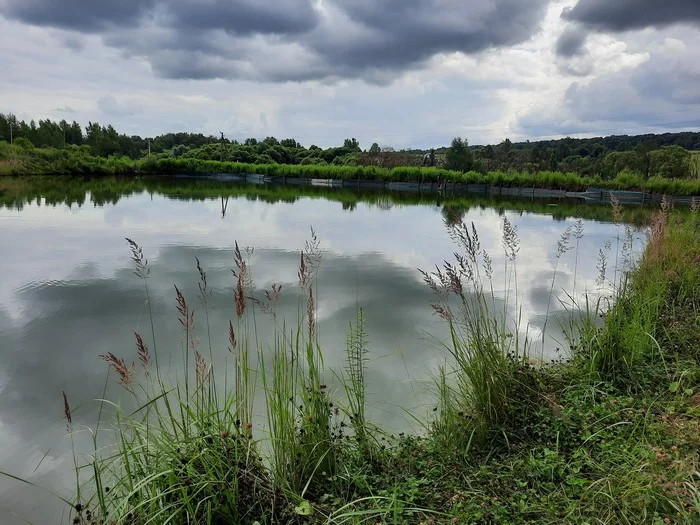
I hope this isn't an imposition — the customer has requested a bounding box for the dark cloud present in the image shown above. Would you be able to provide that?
[168,0,319,36]
[556,26,587,57]
[319,0,550,71]
[563,0,700,32]
[2,0,156,32]
[0,0,550,82]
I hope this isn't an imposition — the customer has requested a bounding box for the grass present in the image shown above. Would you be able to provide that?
[138,158,700,195]
[3,197,700,524]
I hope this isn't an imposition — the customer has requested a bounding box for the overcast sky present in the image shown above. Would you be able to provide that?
[1,0,699,148]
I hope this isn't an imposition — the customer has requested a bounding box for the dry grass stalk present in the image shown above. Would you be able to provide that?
[298,227,322,293]
[232,242,248,285]
[556,226,573,258]
[304,227,322,277]
[447,221,480,279]
[596,249,608,286]
[62,390,72,431]
[298,251,309,290]
[307,287,316,341]
[648,210,668,262]
[610,194,624,223]
[573,219,584,241]
[251,283,283,316]
[691,197,698,214]
[196,256,212,304]
[419,268,440,294]
[235,273,246,319]
[125,237,150,279]
[661,194,671,215]
[134,332,150,377]
[195,351,208,386]
[444,261,464,297]
[174,285,194,330]
[502,217,520,261]
[99,352,136,390]
[482,250,493,279]
[266,283,282,306]
[228,320,237,353]
[431,303,451,320]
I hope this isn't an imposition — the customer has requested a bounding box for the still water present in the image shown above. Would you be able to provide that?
[0,183,641,523]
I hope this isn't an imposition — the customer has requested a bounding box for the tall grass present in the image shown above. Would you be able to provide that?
[136,157,700,194]
[571,200,696,387]
[52,228,391,525]
[421,218,542,450]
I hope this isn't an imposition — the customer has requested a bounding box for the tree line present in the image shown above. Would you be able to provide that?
[1,112,698,179]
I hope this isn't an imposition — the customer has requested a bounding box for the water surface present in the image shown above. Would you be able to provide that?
[0,182,642,523]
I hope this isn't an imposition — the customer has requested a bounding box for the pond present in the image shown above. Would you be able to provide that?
[0,179,645,523]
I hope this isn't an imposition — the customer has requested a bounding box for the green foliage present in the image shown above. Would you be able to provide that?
[343,138,361,151]
[13,137,34,150]
[3,111,700,183]
[648,146,692,179]
[445,137,475,172]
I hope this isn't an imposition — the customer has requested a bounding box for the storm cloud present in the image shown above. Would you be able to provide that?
[0,0,550,82]
[556,26,587,57]
[1,0,157,32]
[563,0,700,32]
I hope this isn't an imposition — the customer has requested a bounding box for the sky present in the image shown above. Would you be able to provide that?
[1,0,699,148]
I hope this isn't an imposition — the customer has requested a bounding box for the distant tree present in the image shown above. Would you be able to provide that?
[648,146,692,178]
[280,138,299,148]
[254,153,275,164]
[445,137,474,172]
[529,144,544,164]
[600,151,644,179]
[309,144,321,150]
[171,144,189,157]
[591,143,607,158]
[369,142,381,155]
[691,153,700,178]
[556,141,572,161]
[574,144,590,157]
[482,144,494,159]
[560,155,586,173]
[502,138,512,154]
[635,140,658,177]
[343,138,360,150]
[244,138,258,146]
